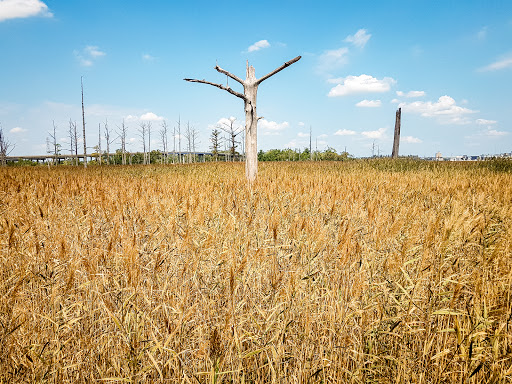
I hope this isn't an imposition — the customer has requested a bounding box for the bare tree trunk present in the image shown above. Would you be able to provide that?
[177,116,182,164]
[98,123,102,165]
[0,124,14,166]
[185,56,300,181]
[104,118,115,165]
[160,120,168,164]
[50,120,58,165]
[392,107,401,158]
[147,122,152,164]
[73,120,79,166]
[81,76,87,168]
[139,122,147,165]
[118,119,127,165]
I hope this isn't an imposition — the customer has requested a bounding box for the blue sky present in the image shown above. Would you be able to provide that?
[1,0,511,158]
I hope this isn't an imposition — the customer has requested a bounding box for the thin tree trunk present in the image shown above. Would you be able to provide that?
[392,107,401,158]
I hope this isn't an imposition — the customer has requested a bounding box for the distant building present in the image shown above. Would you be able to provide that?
[435,152,443,161]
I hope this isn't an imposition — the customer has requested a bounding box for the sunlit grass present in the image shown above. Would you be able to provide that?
[1,161,511,383]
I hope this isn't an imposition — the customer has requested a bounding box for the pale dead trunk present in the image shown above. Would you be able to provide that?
[185,56,300,182]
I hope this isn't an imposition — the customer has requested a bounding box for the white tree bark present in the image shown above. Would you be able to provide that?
[185,55,301,181]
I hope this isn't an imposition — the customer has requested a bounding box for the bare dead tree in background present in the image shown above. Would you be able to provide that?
[117,119,128,165]
[185,55,301,181]
[49,121,59,165]
[0,124,14,166]
[191,126,199,162]
[68,119,79,166]
[185,121,193,163]
[177,116,182,164]
[218,117,243,161]
[138,122,147,165]
[81,76,87,168]
[104,118,116,165]
[97,123,102,165]
[160,120,169,164]
[147,122,152,164]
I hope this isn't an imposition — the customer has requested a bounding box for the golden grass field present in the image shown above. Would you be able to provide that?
[1,160,511,383]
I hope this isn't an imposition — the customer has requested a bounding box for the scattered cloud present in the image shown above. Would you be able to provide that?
[328,75,396,97]
[344,29,371,48]
[402,136,422,143]
[140,112,164,121]
[476,118,497,125]
[318,47,349,73]
[361,127,386,139]
[209,117,240,130]
[142,53,155,61]
[396,90,425,98]
[74,45,106,67]
[0,0,52,22]
[399,96,478,124]
[484,128,508,137]
[297,132,309,137]
[248,40,270,52]
[10,126,26,133]
[334,129,356,136]
[477,26,488,41]
[259,119,289,135]
[479,55,512,71]
[356,99,381,108]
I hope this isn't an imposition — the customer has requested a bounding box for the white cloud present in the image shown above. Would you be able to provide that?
[10,126,26,133]
[74,45,106,67]
[399,96,478,124]
[259,119,289,135]
[85,45,105,58]
[402,136,422,143]
[328,75,396,97]
[318,47,349,73]
[210,116,241,130]
[140,112,164,121]
[334,129,356,136]
[485,129,508,137]
[297,132,309,137]
[396,90,425,98]
[480,56,512,71]
[361,127,386,139]
[477,26,488,41]
[0,0,52,21]
[298,122,305,126]
[142,53,155,61]
[476,118,497,125]
[356,99,381,108]
[344,29,371,48]
[248,40,270,52]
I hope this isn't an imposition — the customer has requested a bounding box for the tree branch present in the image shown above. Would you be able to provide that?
[214,65,245,85]
[256,55,301,85]
[184,78,246,101]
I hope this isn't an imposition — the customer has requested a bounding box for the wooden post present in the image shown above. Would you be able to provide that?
[185,56,301,182]
[392,107,401,158]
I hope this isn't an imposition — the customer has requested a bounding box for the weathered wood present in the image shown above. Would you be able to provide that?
[392,107,401,158]
[185,56,301,181]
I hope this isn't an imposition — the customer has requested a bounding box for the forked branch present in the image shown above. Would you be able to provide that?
[256,55,301,85]
[183,78,247,101]
[214,65,245,85]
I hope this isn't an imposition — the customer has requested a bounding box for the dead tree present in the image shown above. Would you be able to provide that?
[81,76,87,168]
[49,121,59,165]
[97,123,102,165]
[218,117,243,161]
[104,119,116,165]
[117,119,128,165]
[147,122,152,164]
[392,107,401,158]
[0,124,14,166]
[138,122,147,164]
[160,120,169,164]
[177,116,182,163]
[185,55,301,181]
[69,119,79,166]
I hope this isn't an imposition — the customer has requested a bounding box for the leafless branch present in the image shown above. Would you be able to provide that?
[214,65,244,85]
[256,55,301,85]
[184,78,246,101]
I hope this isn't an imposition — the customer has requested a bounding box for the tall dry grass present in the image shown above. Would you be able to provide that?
[0,161,511,383]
